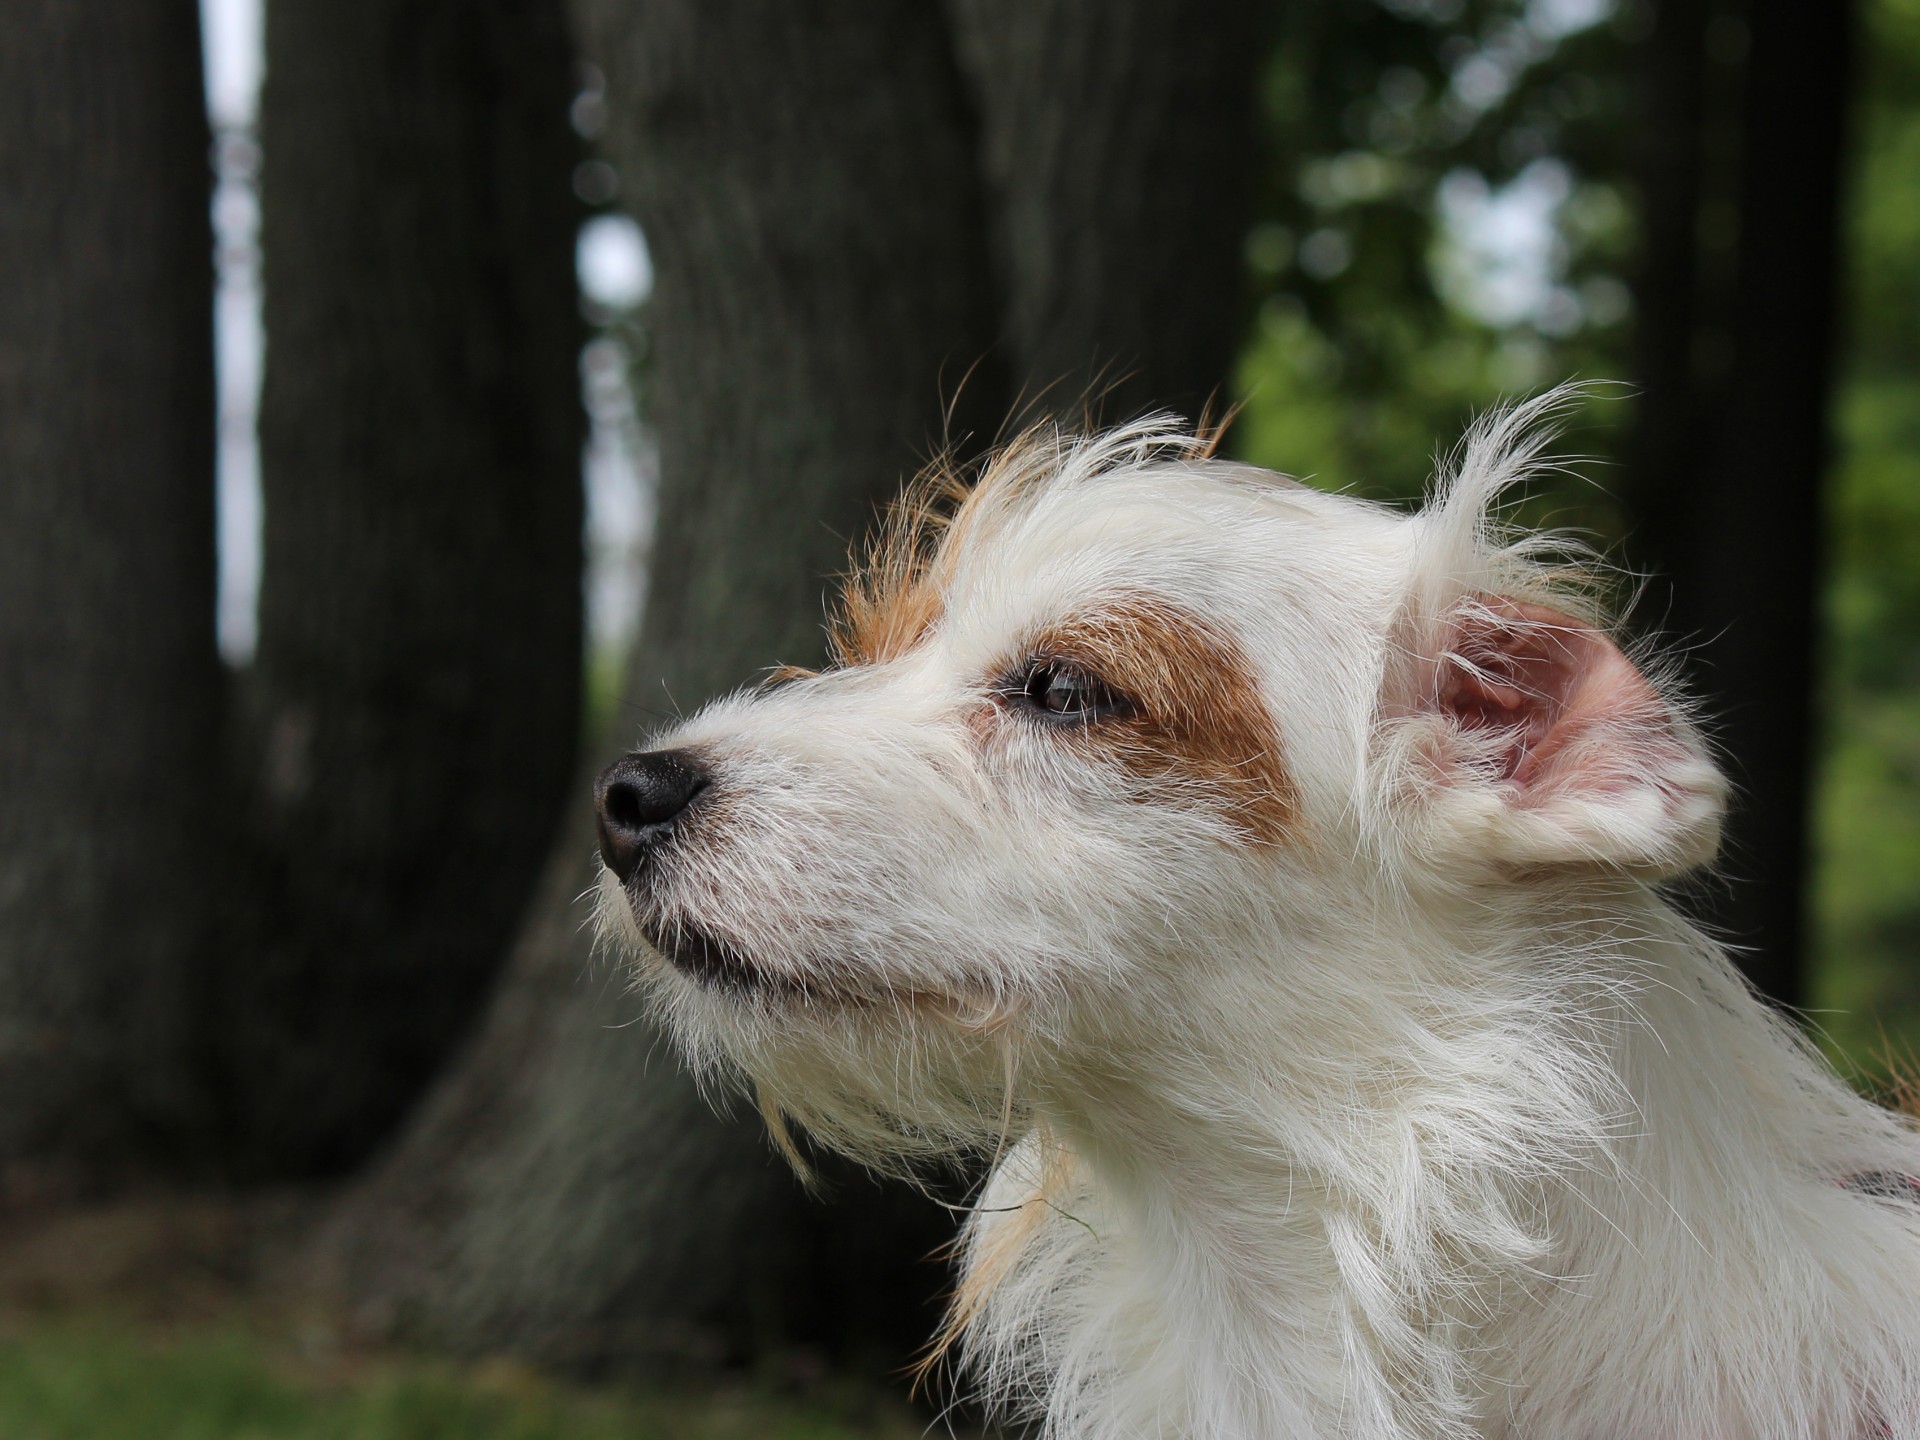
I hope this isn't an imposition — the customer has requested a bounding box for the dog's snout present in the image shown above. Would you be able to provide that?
[594,749,710,883]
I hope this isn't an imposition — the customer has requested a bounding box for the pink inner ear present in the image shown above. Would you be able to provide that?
[1437,601,1665,795]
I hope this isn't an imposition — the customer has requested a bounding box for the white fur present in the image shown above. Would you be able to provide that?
[597,390,1920,1439]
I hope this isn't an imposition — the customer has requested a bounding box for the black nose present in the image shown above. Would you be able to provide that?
[593,749,710,884]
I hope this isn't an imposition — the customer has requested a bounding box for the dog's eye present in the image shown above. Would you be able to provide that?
[1015,661,1128,722]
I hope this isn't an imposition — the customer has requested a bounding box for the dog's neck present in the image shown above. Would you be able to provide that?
[971,881,1912,1439]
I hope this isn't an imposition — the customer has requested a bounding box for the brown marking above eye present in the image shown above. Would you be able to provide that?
[1014,595,1298,845]
[828,420,1232,669]
[828,441,1024,668]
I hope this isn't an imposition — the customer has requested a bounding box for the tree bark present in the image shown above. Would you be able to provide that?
[1625,0,1713,545]
[239,0,586,1175]
[1628,0,1856,1006]
[948,0,1264,427]
[1681,0,1854,1007]
[0,0,222,1187]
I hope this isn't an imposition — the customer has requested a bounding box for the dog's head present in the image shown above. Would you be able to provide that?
[593,397,1728,1159]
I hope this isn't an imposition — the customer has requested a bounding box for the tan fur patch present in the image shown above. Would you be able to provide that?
[1023,595,1298,845]
[830,421,1230,668]
[830,434,1037,667]
[1882,1051,1920,1128]
[759,663,818,687]
[912,1129,1083,1394]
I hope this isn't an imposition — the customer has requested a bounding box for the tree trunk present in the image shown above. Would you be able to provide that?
[235,0,587,1176]
[0,0,222,1189]
[1625,0,1713,550]
[948,0,1264,427]
[1628,0,1856,1007]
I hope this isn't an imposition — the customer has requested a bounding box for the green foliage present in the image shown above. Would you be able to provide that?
[1232,0,1637,522]
[0,1320,928,1440]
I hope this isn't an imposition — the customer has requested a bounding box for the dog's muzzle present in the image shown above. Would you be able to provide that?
[593,748,710,884]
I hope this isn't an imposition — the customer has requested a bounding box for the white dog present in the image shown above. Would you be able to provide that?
[594,393,1920,1439]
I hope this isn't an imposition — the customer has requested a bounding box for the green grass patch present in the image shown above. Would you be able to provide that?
[0,1318,935,1440]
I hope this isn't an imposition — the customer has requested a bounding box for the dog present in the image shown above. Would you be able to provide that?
[593,392,1920,1439]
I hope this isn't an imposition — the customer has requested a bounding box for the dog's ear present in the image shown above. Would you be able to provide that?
[1391,599,1727,877]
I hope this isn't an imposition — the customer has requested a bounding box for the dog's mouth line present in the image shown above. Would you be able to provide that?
[642,919,805,998]
[633,912,1018,1024]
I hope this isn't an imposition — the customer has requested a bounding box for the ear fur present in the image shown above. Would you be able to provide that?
[1377,387,1728,879]
[1410,599,1727,877]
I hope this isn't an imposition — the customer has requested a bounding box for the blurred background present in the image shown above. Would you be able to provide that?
[0,0,1913,1433]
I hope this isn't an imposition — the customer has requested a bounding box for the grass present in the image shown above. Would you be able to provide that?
[0,1317,940,1440]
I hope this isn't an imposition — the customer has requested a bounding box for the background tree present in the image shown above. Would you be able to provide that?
[1626,0,1857,1009]
[0,0,223,1188]
[949,0,1262,425]
[322,0,1264,1372]
[0,0,589,1191]
[235,0,587,1176]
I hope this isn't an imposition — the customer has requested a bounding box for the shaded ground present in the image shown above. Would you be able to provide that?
[0,1191,981,1439]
